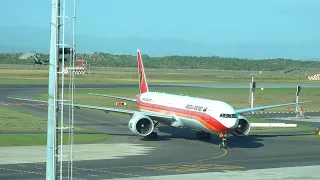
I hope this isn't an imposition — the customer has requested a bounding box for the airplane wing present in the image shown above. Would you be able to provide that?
[235,101,311,114]
[88,93,136,102]
[73,103,175,125]
[6,97,175,124]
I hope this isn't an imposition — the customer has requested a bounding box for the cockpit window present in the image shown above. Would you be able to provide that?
[220,113,238,118]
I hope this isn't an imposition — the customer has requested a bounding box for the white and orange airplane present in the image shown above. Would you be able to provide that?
[8,49,311,148]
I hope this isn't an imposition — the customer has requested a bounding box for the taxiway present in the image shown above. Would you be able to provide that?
[0,84,320,180]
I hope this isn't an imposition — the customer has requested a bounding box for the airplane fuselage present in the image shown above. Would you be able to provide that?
[136,92,239,135]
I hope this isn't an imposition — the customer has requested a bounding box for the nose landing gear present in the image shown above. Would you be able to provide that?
[219,133,230,149]
[195,131,231,149]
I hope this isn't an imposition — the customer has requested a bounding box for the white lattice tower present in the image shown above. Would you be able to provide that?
[55,0,77,179]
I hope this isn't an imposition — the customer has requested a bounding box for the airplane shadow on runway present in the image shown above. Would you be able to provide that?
[149,126,266,149]
[152,126,315,149]
[82,125,312,149]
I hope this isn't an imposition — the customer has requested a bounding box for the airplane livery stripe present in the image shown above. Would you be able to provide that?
[138,105,223,134]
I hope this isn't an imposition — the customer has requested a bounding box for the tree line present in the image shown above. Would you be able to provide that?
[0,52,319,71]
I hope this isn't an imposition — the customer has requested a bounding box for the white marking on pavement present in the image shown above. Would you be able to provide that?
[0,143,154,165]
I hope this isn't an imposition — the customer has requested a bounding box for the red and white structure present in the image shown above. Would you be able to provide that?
[116,102,127,106]
[63,67,86,74]
[63,59,87,74]
[308,74,320,80]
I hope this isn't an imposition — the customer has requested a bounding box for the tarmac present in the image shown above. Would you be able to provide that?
[0,84,320,180]
[110,165,320,180]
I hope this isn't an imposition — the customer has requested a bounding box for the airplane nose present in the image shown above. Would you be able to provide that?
[222,118,239,129]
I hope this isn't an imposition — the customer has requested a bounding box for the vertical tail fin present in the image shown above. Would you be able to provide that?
[137,49,149,93]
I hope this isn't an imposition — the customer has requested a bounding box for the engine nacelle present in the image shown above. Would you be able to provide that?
[233,115,251,136]
[128,113,154,136]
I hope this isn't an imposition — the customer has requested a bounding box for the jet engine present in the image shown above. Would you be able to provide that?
[128,113,154,136]
[233,115,251,136]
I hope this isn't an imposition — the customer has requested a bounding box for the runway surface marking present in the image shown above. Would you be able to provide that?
[0,143,154,165]
[193,154,319,164]
[0,167,85,180]
[101,138,228,171]
[142,163,244,173]
[96,136,319,173]
[0,164,143,179]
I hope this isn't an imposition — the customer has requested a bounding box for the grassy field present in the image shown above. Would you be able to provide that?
[0,134,108,146]
[36,87,319,112]
[0,106,85,132]
[0,106,108,146]
[0,65,319,84]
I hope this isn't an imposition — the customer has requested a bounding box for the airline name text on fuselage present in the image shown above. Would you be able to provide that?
[185,104,207,112]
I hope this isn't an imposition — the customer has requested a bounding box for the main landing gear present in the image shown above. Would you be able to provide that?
[196,131,229,149]
[145,132,158,139]
[218,133,230,149]
[196,131,211,140]
[145,121,159,140]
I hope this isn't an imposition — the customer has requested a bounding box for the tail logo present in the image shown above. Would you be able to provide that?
[137,49,149,93]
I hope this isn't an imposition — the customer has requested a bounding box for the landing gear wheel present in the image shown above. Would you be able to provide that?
[146,132,158,139]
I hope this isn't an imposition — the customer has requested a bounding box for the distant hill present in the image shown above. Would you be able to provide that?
[301,58,320,61]
[0,25,320,60]
[1,51,320,71]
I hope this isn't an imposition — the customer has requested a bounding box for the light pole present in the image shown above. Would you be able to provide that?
[249,73,257,114]
[295,85,304,118]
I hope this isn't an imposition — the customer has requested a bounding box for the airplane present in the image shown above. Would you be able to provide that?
[7,49,311,149]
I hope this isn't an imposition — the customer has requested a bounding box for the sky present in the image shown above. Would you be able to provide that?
[1,0,320,58]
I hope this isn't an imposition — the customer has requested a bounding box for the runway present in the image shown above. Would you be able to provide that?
[0,84,320,180]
